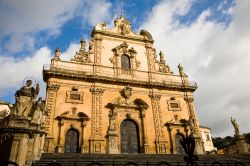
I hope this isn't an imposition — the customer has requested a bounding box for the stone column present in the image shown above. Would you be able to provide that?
[9,133,30,166]
[166,123,174,154]
[149,92,167,154]
[140,109,149,153]
[81,121,87,153]
[56,119,64,153]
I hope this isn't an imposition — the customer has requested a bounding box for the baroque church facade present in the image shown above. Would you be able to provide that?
[42,16,205,154]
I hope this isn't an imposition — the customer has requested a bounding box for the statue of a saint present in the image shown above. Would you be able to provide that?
[159,51,165,63]
[13,80,39,116]
[178,63,187,77]
[231,117,240,135]
[31,97,45,125]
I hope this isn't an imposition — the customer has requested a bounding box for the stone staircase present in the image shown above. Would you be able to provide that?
[32,153,250,166]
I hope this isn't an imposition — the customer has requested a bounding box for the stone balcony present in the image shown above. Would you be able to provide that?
[43,60,197,91]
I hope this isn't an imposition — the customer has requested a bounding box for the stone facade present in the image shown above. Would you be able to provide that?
[42,16,205,154]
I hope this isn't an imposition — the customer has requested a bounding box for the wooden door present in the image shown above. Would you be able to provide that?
[120,119,140,153]
[65,129,79,153]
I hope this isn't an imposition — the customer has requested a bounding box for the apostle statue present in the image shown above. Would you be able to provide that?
[13,79,39,117]
[31,97,45,125]
[231,117,240,135]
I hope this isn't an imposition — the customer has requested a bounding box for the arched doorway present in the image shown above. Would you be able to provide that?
[120,119,140,153]
[65,129,79,153]
[175,133,185,154]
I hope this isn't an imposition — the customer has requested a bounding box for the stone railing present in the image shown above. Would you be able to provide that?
[43,60,197,90]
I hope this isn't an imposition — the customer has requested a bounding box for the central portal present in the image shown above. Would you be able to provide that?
[120,119,140,153]
[65,129,79,153]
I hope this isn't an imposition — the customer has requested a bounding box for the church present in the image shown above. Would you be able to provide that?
[42,16,210,155]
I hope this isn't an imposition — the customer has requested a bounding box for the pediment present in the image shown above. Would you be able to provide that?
[94,16,153,41]
[108,97,148,110]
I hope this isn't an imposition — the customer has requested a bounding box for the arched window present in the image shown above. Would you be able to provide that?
[121,54,131,69]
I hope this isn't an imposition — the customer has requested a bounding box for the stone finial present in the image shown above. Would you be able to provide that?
[114,15,131,35]
[54,47,61,60]
[80,38,86,52]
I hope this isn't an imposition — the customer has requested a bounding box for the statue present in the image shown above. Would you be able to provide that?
[54,47,61,60]
[13,79,39,116]
[231,117,240,135]
[31,97,45,125]
[159,51,165,63]
[178,63,187,77]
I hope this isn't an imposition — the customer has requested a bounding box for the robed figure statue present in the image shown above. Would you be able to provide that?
[14,80,39,116]
[231,117,240,135]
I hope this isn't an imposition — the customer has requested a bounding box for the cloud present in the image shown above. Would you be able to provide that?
[0,43,79,102]
[0,0,112,54]
[141,0,250,137]
[0,0,80,53]
[0,47,52,101]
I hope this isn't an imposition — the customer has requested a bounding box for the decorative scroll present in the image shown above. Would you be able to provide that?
[71,39,91,63]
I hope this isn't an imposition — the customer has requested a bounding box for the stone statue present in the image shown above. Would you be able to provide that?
[178,63,187,77]
[54,47,61,60]
[31,97,45,125]
[189,117,195,135]
[231,117,240,135]
[14,80,39,116]
[159,51,165,63]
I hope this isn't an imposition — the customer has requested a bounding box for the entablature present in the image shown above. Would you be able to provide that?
[43,61,197,92]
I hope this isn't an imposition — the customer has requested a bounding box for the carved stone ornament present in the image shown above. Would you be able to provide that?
[157,51,173,74]
[122,85,132,99]
[71,39,91,63]
[114,15,131,35]
[110,41,140,69]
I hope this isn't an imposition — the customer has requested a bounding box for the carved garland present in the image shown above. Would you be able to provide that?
[110,41,140,70]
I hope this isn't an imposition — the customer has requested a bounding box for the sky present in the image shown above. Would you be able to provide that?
[0,0,249,137]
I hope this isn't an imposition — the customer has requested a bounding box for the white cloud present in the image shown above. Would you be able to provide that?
[0,0,112,53]
[141,0,250,137]
[0,47,52,100]
[0,0,80,53]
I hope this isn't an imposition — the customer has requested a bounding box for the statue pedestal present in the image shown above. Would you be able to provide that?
[0,115,46,166]
[107,130,119,154]
[235,134,249,154]
[192,133,205,154]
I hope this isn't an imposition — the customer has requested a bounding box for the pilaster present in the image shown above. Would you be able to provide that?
[149,92,167,154]
[89,87,105,153]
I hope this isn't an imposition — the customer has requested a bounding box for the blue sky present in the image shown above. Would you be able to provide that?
[1,0,250,137]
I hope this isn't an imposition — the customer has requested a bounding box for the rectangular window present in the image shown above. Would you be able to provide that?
[70,94,80,100]
[170,103,179,108]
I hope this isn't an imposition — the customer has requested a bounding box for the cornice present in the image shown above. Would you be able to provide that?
[43,69,197,92]
[91,30,154,44]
